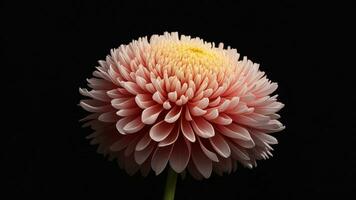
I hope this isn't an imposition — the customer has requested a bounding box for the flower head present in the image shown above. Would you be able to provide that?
[79,32,285,179]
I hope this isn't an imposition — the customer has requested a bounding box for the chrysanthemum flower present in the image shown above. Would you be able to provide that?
[79,32,285,179]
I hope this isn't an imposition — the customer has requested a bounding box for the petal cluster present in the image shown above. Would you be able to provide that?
[79,32,285,179]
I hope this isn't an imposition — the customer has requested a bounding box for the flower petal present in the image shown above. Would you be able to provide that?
[181,117,196,142]
[150,121,175,142]
[159,125,179,147]
[135,94,155,109]
[191,117,215,138]
[116,117,137,135]
[135,133,151,151]
[121,81,143,95]
[110,135,136,151]
[209,134,231,158]
[251,129,278,144]
[192,144,212,179]
[134,143,155,164]
[123,116,145,133]
[164,106,182,123]
[211,113,232,125]
[169,136,190,173]
[197,137,219,162]
[151,145,174,175]
[217,123,252,141]
[116,107,141,117]
[98,111,118,122]
[142,104,163,124]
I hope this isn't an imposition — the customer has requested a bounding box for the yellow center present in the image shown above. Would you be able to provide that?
[186,47,206,55]
[152,42,229,74]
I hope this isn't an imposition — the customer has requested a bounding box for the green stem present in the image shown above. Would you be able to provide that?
[163,168,178,200]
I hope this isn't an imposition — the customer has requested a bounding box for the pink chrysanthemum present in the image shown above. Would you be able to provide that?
[79,32,285,179]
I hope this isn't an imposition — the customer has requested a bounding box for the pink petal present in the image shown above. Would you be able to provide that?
[164,106,182,123]
[79,100,112,113]
[124,155,140,176]
[169,136,190,173]
[159,125,179,147]
[181,117,196,142]
[134,143,155,164]
[211,113,232,125]
[191,144,212,178]
[227,141,250,160]
[254,102,284,115]
[135,133,152,151]
[98,111,118,122]
[152,91,165,104]
[190,106,207,116]
[121,81,143,95]
[218,99,230,112]
[256,82,278,97]
[111,98,136,109]
[197,137,219,162]
[116,117,137,135]
[255,120,284,131]
[187,162,204,180]
[209,96,221,107]
[87,78,115,90]
[194,97,209,109]
[151,145,174,175]
[185,107,193,121]
[135,94,155,109]
[209,134,231,158]
[140,159,151,177]
[124,136,140,156]
[106,89,123,99]
[116,107,141,117]
[232,138,255,148]
[217,123,252,141]
[250,129,278,144]
[149,121,175,142]
[123,116,145,133]
[233,114,259,126]
[141,104,163,124]
[191,117,215,138]
[110,135,136,151]
[79,88,110,102]
[163,101,172,109]
[203,108,219,120]
[227,103,253,115]
[135,76,147,90]
[168,91,178,102]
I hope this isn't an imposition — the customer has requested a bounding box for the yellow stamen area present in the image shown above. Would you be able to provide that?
[152,42,229,74]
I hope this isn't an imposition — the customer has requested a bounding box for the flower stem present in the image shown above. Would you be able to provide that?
[163,168,178,200]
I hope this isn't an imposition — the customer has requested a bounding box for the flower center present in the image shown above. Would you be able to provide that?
[186,47,206,55]
[152,42,229,73]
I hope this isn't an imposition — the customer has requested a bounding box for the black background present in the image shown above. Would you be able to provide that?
[2,0,355,199]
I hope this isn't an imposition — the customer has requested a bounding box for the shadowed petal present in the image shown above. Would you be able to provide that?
[197,137,219,162]
[164,106,182,123]
[159,125,179,147]
[134,143,155,164]
[149,121,175,142]
[169,136,190,173]
[151,145,174,175]
[135,133,151,151]
[181,117,196,142]
[192,143,212,178]
[191,117,215,138]
[123,116,145,133]
[142,104,163,124]
[217,123,252,141]
[209,134,231,158]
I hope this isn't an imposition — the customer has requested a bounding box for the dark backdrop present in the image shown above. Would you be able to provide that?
[2,0,355,199]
